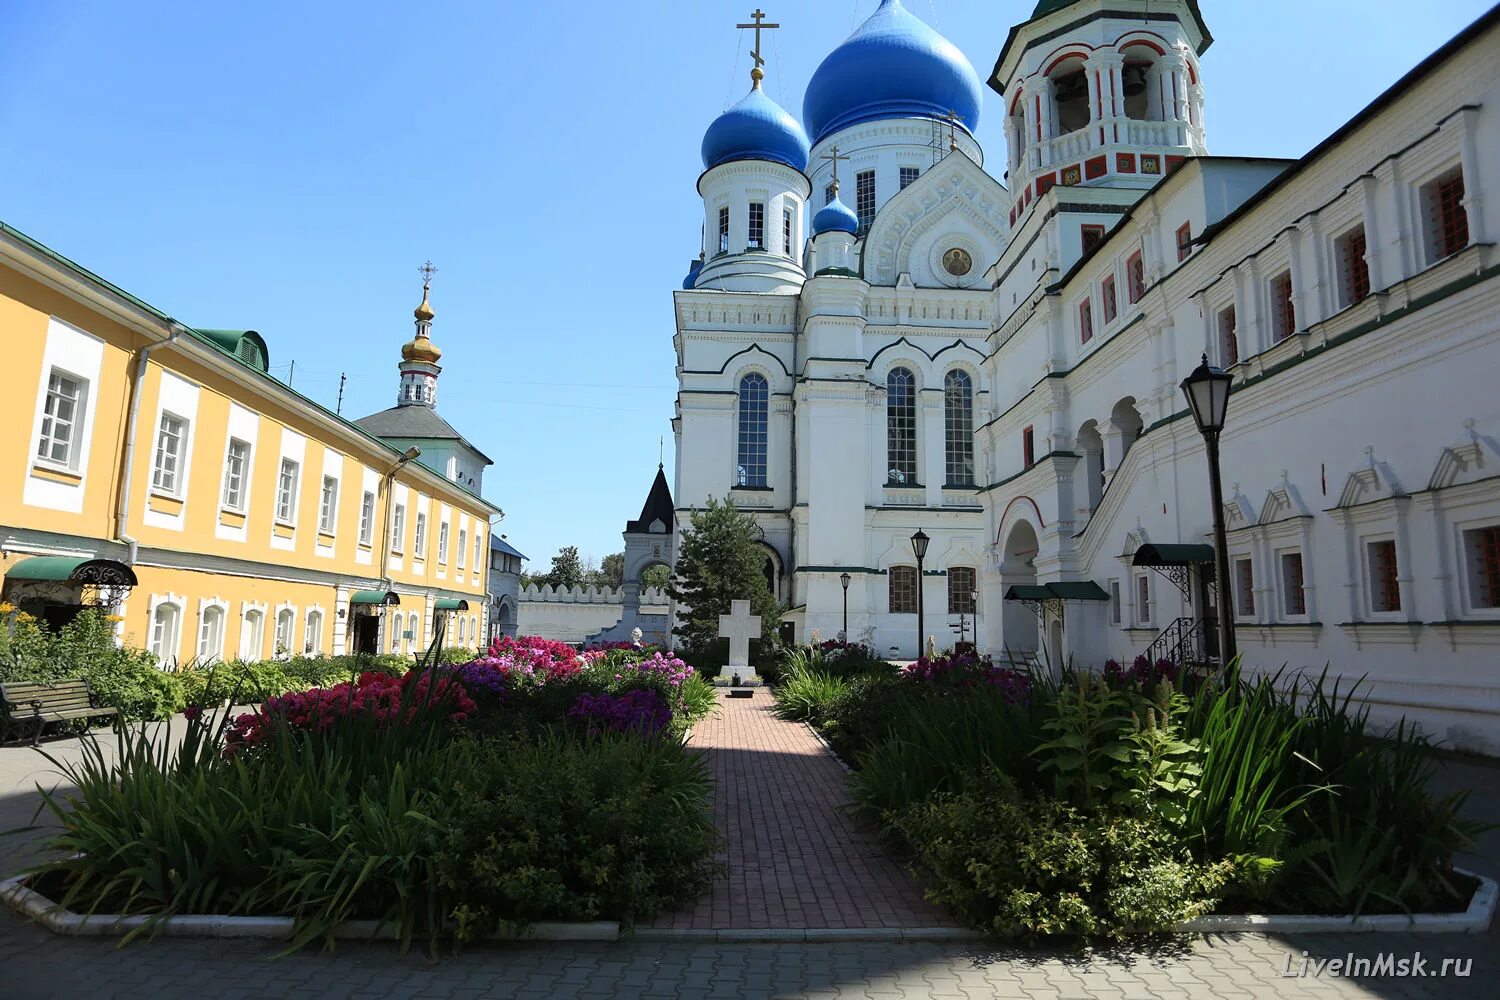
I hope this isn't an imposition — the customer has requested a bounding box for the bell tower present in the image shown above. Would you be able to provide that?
[992,0,1211,206]
[397,261,443,408]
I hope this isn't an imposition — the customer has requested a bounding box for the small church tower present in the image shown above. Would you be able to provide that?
[397,261,443,408]
[993,0,1211,201]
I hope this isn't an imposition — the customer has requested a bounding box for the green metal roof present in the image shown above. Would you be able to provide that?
[350,590,400,606]
[1032,0,1078,16]
[433,598,469,611]
[196,330,270,373]
[1004,585,1053,602]
[1133,543,1215,567]
[5,556,138,587]
[1004,582,1110,602]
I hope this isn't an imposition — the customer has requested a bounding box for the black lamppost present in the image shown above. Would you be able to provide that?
[1180,353,1237,666]
[839,572,851,641]
[910,529,930,659]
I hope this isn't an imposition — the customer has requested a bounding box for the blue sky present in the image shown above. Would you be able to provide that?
[2,0,1493,570]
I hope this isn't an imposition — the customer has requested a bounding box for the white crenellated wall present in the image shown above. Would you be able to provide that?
[516,585,670,645]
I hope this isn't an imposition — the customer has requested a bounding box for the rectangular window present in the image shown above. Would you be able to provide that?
[1337,225,1371,307]
[1428,167,1469,262]
[1136,575,1152,625]
[414,511,428,557]
[855,170,876,231]
[824,182,836,206]
[276,458,299,523]
[37,371,84,467]
[1464,525,1500,610]
[1270,270,1296,341]
[1368,539,1401,612]
[718,206,729,253]
[888,565,918,614]
[783,207,793,256]
[1217,305,1239,366]
[392,504,406,551]
[474,533,483,571]
[222,438,250,510]
[1109,580,1122,625]
[1081,224,1106,255]
[358,490,375,545]
[1235,558,1256,617]
[1176,222,1193,262]
[438,522,450,563]
[747,201,765,249]
[1126,251,1145,303]
[1022,425,1036,469]
[319,476,339,533]
[947,567,976,616]
[1280,551,1306,617]
[1079,298,1093,344]
[152,413,187,495]
[458,528,468,569]
[1101,275,1117,324]
[899,166,920,190]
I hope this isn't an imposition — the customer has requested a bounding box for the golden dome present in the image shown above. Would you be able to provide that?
[401,333,442,364]
[413,288,435,322]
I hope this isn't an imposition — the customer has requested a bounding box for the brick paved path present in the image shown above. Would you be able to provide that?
[648,691,956,930]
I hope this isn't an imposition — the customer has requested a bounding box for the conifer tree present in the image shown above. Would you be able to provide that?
[668,498,781,651]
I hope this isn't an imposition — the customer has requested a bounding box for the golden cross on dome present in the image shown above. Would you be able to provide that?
[822,145,849,188]
[736,8,780,84]
[418,260,438,289]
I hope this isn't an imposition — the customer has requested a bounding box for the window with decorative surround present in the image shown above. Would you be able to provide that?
[276,458,299,523]
[747,202,765,249]
[392,504,405,551]
[737,373,769,488]
[948,567,976,615]
[824,183,836,205]
[856,170,876,232]
[1022,425,1035,469]
[886,368,917,485]
[151,602,181,662]
[943,370,974,486]
[783,207,794,256]
[1101,275,1118,324]
[458,528,468,569]
[320,477,339,534]
[414,511,427,557]
[1079,297,1093,344]
[438,522,450,564]
[1465,525,1500,610]
[1176,222,1193,262]
[152,413,187,495]
[718,206,729,253]
[37,370,85,469]
[1126,251,1145,303]
[1337,225,1371,307]
[1235,558,1256,617]
[1280,551,1307,617]
[1217,305,1239,366]
[1425,167,1469,263]
[1109,580,1122,625]
[1367,539,1401,613]
[888,565,918,614]
[1081,224,1105,254]
[1136,574,1152,626]
[358,490,375,545]
[900,166,920,190]
[1270,270,1296,341]
[223,438,250,511]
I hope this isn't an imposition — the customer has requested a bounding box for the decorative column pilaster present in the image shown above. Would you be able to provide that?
[1095,52,1125,148]
[1035,77,1056,165]
[1453,106,1486,245]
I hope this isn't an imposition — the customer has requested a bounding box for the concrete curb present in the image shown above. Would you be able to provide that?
[0,877,619,942]
[630,926,988,943]
[1176,869,1497,935]
[797,718,852,773]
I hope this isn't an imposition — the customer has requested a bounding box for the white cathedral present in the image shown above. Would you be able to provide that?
[670,0,1500,752]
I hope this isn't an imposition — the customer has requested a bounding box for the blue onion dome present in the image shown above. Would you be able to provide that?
[812,187,859,236]
[682,258,704,289]
[702,80,812,172]
[803,0,983,145]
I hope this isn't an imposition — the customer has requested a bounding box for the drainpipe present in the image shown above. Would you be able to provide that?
[116,325,186,565]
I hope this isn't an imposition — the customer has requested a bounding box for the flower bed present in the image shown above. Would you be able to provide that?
[778,645,1486,941]
[21,637,719,952]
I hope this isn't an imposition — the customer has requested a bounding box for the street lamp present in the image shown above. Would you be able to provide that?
[839,572,851,642]
[910,529,930,659]
[1180,353,1237,666]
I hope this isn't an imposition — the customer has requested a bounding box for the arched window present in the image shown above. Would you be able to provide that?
[886,367,917,485]
[469,615,478,645]
[736,373,769,488]
[944,370,974,486]
[457,615,466,645]
[393,613,404,653]
[274,608,295,659]
[304,609,323,655]
[197,605,225,662]
[888,566,918,614]
[151,602,181,663]
[240,608,265,661]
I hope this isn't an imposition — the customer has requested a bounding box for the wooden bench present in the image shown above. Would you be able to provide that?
[0,679,119,746]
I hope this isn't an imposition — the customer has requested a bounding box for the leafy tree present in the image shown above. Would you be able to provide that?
[641,564,670,589]
[537,546,585,590]
[668,498,780,652]
[594,552,626,589]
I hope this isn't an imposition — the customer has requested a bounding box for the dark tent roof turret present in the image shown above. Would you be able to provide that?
[627,465,675,534]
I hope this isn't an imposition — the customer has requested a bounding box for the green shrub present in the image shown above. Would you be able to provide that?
[772,664,849,726]
[0,610,185,721]
[891,775,1232,941]
[821,672,917,761]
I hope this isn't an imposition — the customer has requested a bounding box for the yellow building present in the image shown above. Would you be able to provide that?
[0,221,498,662]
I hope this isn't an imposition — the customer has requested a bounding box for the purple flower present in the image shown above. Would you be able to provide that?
[568,689,671,738]
[183,705,203,721]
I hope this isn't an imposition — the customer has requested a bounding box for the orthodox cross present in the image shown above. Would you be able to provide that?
[418,259,438,289]
[944,109,964,151]
[822,145,849,189]
[718,600,762,670]
[736,8,780,81]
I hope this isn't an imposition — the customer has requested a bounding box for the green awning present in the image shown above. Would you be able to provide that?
[1004,582,1110,602]
[1133,544,1215,567]
[5,557,138,587]
[350,590,400,606]
[434,598,469,611]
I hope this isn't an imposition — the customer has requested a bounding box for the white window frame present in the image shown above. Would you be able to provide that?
[1276,548,1308,620]
[414,511,428,557]
[274,608,296,659]
[458,528,468,569]
[320,476,339,534]
[392,503,406,552]
[36,369,87,470]
[152,412,188,496]
[438,522,450,563]
[359,490,376,546]
[1363,533,1403,617]
[276,458,300,525]
[222,437,251,511]
[304,609,324,655]
[1233,556,1257,620]
[1134,573,1152,626]
[151,601,182,663]
[241,607,266,660]
[1108,579,1122,626]
[1459,520,1500,617]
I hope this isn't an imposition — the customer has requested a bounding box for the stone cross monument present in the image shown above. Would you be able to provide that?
[717,599,761,682]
